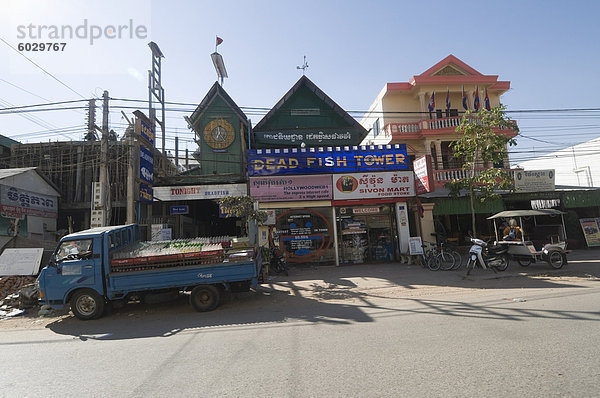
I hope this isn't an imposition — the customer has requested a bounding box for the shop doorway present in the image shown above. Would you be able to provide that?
[336,205,396,264]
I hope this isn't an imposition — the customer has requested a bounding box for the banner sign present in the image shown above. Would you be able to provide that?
[413,155,434,195]
[249,175,332,202]
[248,145,408,176]
[333,171,415,200]
[253,127,364,147]
[139,183,153,203]
[514,170,555,192]
[154,183,247,201]
[140,118,155,147]
[0,185,58,218]
[140,146,154,185]
[579,218,600,247]
[169,205,189,215]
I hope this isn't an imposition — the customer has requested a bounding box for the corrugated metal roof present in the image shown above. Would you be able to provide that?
[0,167,37,180]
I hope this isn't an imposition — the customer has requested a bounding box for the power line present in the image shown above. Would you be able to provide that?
[0,35,86,99]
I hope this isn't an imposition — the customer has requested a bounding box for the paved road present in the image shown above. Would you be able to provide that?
[1,251,599,397]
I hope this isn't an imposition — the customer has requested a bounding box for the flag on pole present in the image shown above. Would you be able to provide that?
[462,85,468,110]
[428,91,435,112]
[216,36,223,46]
[446,88,451,110]
[474,86,480,111]
[485,88,491,111]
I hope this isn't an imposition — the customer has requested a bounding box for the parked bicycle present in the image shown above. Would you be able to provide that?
[418,242,441,271]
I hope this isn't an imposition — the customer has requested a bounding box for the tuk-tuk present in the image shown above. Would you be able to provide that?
[487,209,568,269]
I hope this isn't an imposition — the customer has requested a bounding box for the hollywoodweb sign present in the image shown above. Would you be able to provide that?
[248,145,408,177]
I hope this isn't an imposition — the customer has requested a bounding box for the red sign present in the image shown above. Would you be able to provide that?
[413,155,434,195]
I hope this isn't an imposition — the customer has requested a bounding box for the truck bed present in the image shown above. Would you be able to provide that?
[108,259,260,294]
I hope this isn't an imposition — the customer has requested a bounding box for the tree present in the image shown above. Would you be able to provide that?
[216,196,268,229]
[446,106,518,237]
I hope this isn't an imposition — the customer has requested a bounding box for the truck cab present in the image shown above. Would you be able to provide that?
[38,224,140,317]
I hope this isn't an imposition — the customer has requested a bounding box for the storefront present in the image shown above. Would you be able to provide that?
[153,183,247,239]
[249,145,415,266]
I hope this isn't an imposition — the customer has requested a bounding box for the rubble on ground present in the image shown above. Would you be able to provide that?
[0,275,42,319]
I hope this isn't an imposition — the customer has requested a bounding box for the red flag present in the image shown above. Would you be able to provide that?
[216,36,223,46]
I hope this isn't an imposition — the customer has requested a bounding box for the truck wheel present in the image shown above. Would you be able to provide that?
[190,285,221,312]
[71,289,105,320]
[547,250,566,269]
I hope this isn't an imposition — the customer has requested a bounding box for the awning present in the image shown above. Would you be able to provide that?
[432,197,504,216]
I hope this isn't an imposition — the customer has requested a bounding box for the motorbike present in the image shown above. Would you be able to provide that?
[465,238,509,275]
[269,246,288,276]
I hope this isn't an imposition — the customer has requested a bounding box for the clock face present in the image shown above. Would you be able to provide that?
[203,119,235,149]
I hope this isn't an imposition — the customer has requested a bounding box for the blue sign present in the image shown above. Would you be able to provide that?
[140,119,155,146]
[248,145,408,177]
[140,146,154,185]
[139,183,153,203]
[170,205,189,215]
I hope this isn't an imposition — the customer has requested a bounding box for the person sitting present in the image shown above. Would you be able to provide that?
[503,219,523,241]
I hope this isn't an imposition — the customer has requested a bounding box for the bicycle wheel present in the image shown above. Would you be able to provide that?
[451,250,463,270]
[438,251,456,270]
[427,255,441,271]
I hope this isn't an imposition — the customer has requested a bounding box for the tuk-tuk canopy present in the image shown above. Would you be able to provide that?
[487,209,565,220]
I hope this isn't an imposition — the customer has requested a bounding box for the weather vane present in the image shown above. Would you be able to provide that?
[296,55,308,75]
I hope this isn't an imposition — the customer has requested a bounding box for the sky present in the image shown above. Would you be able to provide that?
[1,0,600,166]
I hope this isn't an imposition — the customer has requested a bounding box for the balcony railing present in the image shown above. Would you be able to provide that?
[385,116,516,139]
[387,122,421,134]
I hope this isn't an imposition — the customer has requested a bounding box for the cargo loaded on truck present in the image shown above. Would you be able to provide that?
[37,224,263,320]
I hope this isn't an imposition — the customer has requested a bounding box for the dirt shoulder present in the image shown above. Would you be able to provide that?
[2,250,598,330]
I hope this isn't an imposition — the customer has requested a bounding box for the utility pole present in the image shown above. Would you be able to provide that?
[100,90,110,226]
[91,91,110,228]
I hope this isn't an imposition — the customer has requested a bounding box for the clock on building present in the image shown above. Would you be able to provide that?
[203,119,235,149]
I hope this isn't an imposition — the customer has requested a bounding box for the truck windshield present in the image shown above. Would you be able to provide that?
[56,239,93,262]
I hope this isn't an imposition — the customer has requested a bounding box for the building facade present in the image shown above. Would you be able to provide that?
[359,55,519,245]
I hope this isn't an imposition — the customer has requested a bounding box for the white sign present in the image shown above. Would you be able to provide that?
[153,183,247,201]
[333,171,415,200]
[151,224,172,241]
[408,237,424,255]
[0,248,44,276]
[514,170,555,192]
[0,185,58,219]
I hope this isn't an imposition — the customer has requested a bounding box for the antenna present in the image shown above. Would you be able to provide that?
[296,55,308,75]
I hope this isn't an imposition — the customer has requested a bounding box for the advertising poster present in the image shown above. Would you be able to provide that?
[270,208,332,262]
[249,175,332,202]
[579,218,600,247]
[333,171,415,200]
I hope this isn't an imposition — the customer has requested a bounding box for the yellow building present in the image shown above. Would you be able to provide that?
[360,55,519,246]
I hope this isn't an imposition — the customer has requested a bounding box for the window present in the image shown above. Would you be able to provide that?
[373,118,380,137]
[55,239,93,262]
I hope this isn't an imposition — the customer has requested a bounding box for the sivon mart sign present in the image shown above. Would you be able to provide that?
[333,171,415,200]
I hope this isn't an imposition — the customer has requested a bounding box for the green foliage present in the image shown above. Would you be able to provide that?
[446,106,518,235]
[216,196,268,225]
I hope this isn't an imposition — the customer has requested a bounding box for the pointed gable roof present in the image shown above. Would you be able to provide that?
[187,82,248,129]
[253,75,367,140]
[386,54,510,92]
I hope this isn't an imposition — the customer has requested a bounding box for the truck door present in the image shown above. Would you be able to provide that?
[54,238,99,287]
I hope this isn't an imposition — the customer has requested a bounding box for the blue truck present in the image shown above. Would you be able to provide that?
[37,224,263,320]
